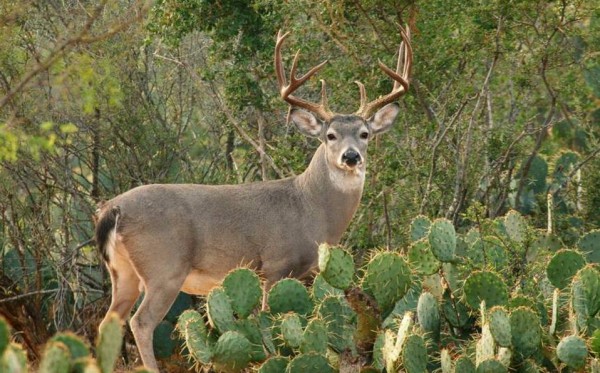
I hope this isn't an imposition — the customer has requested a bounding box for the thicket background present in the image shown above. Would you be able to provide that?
[0,0,599,365]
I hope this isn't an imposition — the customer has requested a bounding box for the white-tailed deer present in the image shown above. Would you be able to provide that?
[95,27,412,371]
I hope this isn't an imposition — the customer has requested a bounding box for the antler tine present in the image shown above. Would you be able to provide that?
[275,30,334,122]
[355,25,413,119]
[354,81,367,115]
[275,30,290,88]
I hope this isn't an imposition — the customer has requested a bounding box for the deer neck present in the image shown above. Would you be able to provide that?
[295,143,365,242]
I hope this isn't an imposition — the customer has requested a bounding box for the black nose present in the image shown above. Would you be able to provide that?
[342,150,361,166]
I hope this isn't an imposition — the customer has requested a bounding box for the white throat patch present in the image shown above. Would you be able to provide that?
[328,166,366,193]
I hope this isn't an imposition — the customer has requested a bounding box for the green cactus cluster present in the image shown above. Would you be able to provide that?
[174,211,600,372]
[11,209,600,372]
[0,313,149,373]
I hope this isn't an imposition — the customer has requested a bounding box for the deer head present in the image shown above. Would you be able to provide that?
[274,27,412,185]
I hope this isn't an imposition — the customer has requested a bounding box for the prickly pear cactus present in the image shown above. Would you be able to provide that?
[96,313,123,373]
[410,215,431,241]
[504,210,527,244]
[286,352,334,373]
[547,249,586,289]
[557,335,588,370]
[455,356,476,373]
[222,268,262,318]
[417,292,440,341]
[257,356,289,373]
[579,230,600,263]
[280,312,304,348]
[38,342,71,373]
[402,334,427,373]
[212,331,253,373]
[207,287,237,333]
[178,310,213,365]
[571,265,600,330]
[318,244,355,290]
[317,295,356,353]
[463,271,508,309]
[476,358,507,373]
[361,251,412,314]
[268,278,313,315]
[428,218,456,262]
[311,273,344,302]
[510,307,541,360]
[50,332,90,359]
[300,318,328,354]
[408,239,440,275]
[487,307,511,348]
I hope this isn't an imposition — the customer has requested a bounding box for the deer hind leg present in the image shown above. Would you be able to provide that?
[129,273,186,372]
[100,254,142,330]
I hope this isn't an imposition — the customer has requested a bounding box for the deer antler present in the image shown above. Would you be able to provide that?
[275,30,334,122]
[355,26,413,119]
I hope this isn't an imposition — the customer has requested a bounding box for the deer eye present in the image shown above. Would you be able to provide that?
[360,132,369,140]
[327,133,337,141]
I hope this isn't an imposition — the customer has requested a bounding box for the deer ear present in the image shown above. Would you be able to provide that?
[368,103,400,135]
[290,109,323,137]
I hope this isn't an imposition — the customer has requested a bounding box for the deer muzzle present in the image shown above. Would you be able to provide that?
[342,149,362,167]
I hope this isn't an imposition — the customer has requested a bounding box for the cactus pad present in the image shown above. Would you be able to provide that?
[96,313,122,373]
[510,307,541,359]
[212,331,253,373]
[39,342,71,373]
[487,307,511,348]
[257,356,289,373]
[417,292,440,340]
[408,239,440,275]
[317,295,356,353]
[178,310,213,365]
[280,312,304,348]
[428,218,456,262]
[476,359,507,373]
[286,353,334,373]
[300,318,328,354]
[476,324,495,365]
[579,230,600,263]
[223,268,262,318]
[401,334,427,373]
[463,271,508,309]
[318,245,355,290]
[571,265,600,318]
[311,273,344,302]
[268,278,313,315]
[455,356,476,373]
[361,251,412,314]
[50,332,90,359]
[442,291,470,328]
[557,335,588,370]
[234,317,267,362]
[207,287,236,333]
[504,210,527,244]
[547,249,586,289]
[410,215,431,241]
